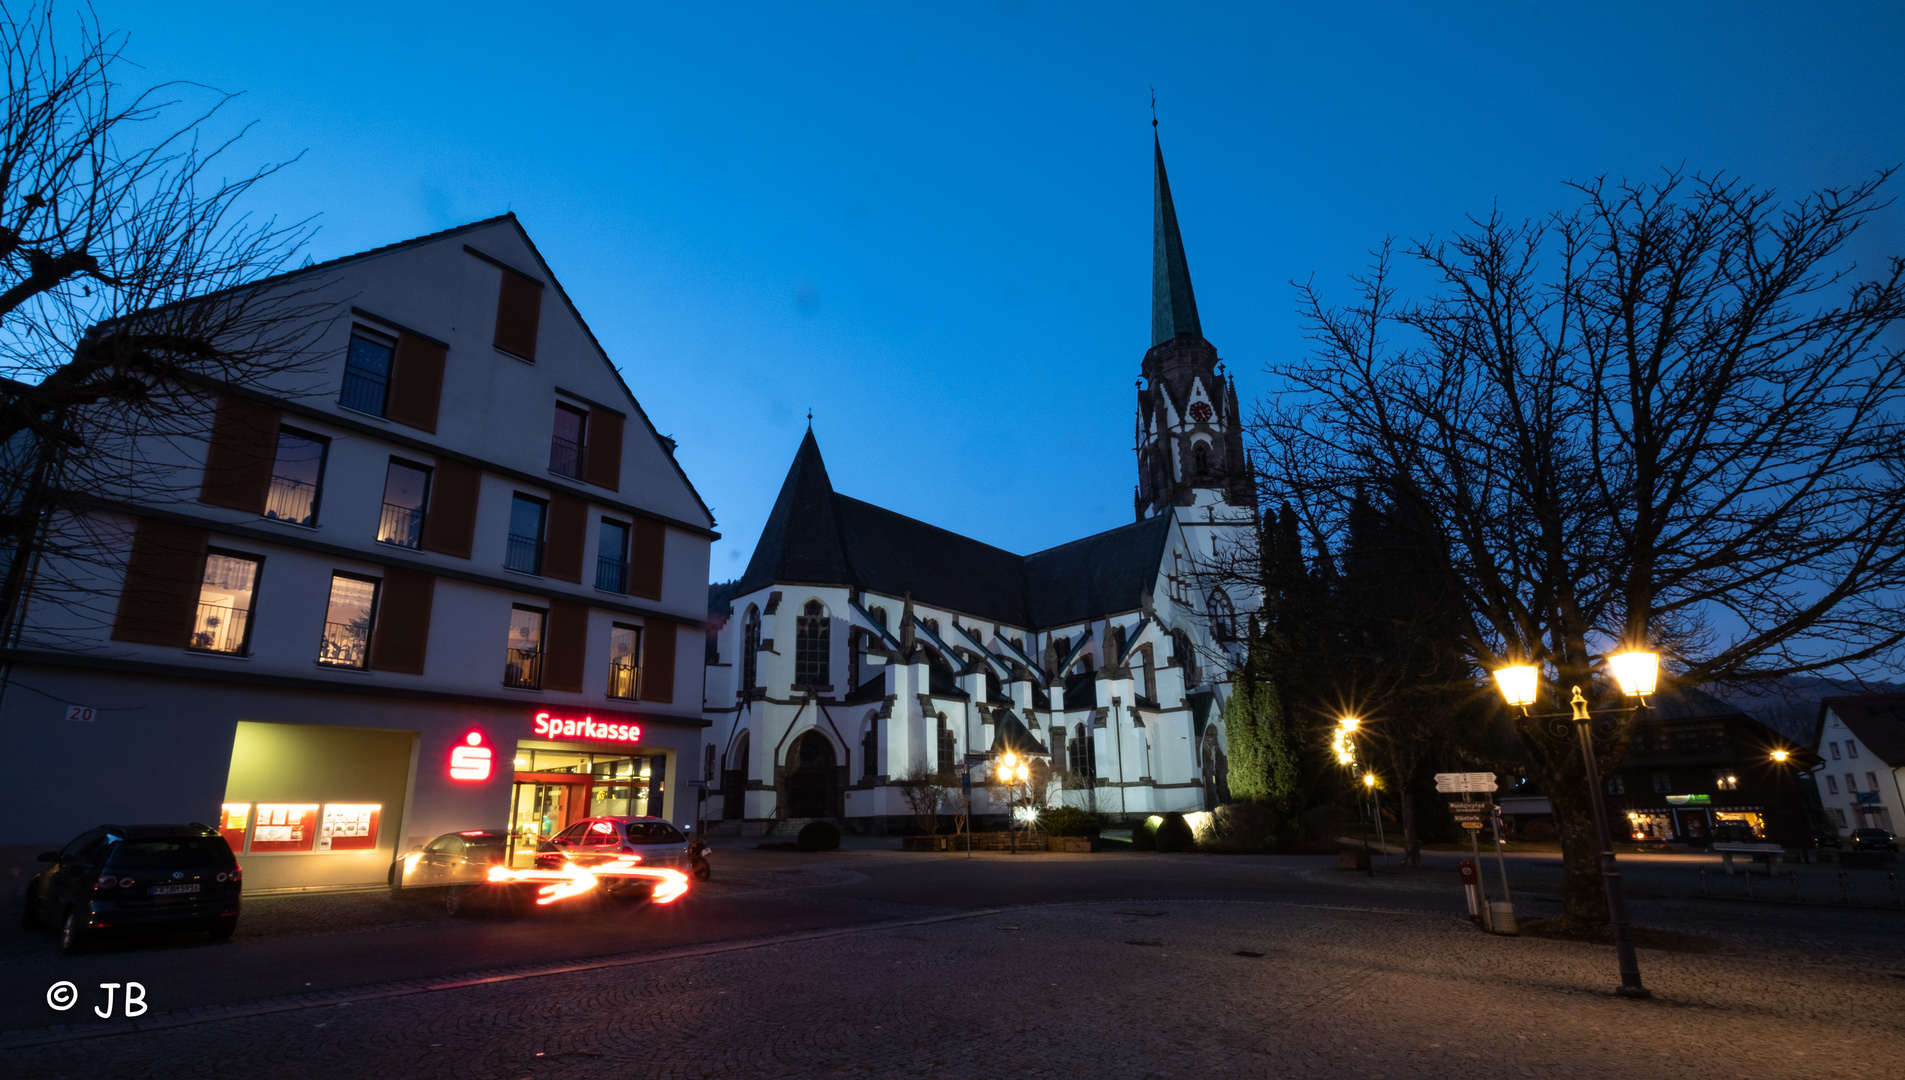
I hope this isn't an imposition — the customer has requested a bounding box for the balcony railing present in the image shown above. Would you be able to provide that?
[317,621,370,668]
[339,368,388,416]
[505,533,543,575]
[504,647,543,689]
[264,477,318,526]
[595,555,627,593]
[190,603,250,654]
[378,503,424,548]
[608,659,640,700]
[549,435,582,478]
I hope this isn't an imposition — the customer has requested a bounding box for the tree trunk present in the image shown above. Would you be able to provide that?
[1544,769,1610,932]
[1397,778,1420,867]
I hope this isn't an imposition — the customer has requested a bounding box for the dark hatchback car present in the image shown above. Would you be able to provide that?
[390,830,523,915]
[1849,828,1899,852]
[22,824,241,954]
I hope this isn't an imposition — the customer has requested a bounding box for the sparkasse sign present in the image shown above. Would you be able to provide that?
[533,711,642,744]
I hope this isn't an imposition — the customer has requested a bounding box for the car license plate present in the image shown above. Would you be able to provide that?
[149,883,200,895]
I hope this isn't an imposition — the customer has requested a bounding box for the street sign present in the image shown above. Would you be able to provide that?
[1434,772,1497,793]
[1446,801,1490,813]
[1460,822,1484,830]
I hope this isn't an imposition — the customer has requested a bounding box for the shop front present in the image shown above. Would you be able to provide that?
[506,743,671,867]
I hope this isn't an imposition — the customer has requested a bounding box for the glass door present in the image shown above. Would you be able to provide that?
[508,775,590,867]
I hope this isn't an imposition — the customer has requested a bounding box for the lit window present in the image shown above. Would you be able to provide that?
[378,460,431,548]
[550,403,587,479]
[596,519,629,593]
[339,328,395,416]
[317,573,378,668]
[264,428,327,527]
[504,606,545,689]
[608,623,642,700]
[506,494,546,575]
[1712,769,1738,792]
[795,600,830,687]
[191,552,261,654]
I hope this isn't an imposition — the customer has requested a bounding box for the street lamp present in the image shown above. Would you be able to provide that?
[1493,651,1657,999]
[1336,717,1373,876]
[996,751,1030,854]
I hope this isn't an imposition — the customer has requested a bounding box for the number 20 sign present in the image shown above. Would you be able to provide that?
[64,705,95,723]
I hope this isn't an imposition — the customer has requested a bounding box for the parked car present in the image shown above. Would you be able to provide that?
[390,830,523,915]
[22,823,241,954]
[1848,828,1899,852]
[536,816,695,894]
[1808,829,1843,850]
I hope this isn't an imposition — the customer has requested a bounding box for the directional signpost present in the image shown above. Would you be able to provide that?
[1435,771,1514,934]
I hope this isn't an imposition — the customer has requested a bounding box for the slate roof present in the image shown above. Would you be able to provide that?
[1820,693,1905,766]
[735,433,1173,630]
[1151,133,1202,347]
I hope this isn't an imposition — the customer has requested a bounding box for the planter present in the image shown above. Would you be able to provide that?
[1048,836,1093,853]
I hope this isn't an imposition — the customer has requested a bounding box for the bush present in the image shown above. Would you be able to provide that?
[1132,816,1159,851]
[1155,811,1195,853]
[1204,800,1279,853]
[1302,804,1352,841]
[796,820,841,852]
[1039,806,1101,837]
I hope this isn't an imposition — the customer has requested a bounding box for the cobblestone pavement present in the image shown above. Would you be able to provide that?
[11,898,1904,1080]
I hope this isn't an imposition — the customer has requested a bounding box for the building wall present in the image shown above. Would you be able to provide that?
[1815,709,1902,833]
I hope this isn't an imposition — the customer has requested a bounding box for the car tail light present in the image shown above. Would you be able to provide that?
[230,865,242,883]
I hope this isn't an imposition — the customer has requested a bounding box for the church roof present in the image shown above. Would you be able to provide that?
[1151,133,1202,347]
[735,433,1174,630]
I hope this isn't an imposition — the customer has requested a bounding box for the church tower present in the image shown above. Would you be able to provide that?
[1134,134,1256,522]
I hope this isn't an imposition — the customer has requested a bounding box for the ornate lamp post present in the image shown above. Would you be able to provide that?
[1334,718,1373,876]
[1493,651,1657,1000]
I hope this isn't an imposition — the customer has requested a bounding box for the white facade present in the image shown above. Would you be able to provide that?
[1813,705,1904,834]
[0,216,714,890]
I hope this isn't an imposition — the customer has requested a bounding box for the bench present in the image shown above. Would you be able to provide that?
[1711,842,1785,874]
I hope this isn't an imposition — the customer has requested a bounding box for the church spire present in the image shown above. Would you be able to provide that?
[1151,133,1201,347]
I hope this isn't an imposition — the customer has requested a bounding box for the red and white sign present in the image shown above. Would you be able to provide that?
[533,711,641,744]
[449,731,493,781]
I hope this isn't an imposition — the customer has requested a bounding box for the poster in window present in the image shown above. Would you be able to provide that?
[249,803,319,852]
[219,803,251,852]
[316,803,382,852]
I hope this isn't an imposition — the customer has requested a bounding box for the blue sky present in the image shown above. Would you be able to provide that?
[96,3,1905,577]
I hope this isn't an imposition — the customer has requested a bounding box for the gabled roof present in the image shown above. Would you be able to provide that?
[1820,693,1905,765]
[735,433,1173,630]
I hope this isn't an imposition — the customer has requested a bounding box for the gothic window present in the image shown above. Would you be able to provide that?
[1207,590,1236,639]
[704,744,716,782]
[742,605,760,690]
[1067,723,1096,780]
[937,717,956,773]
[795,600,830,687]
[1192,441,1211,476]
[862,719,879,779]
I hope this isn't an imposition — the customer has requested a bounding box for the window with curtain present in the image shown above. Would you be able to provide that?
[191,552,262,654]
[795,600,829,686]
[317,573,378,668]
[504,606,545,689]
[607,623,642,699]
[264,428,327,527]
[377,460,431,548]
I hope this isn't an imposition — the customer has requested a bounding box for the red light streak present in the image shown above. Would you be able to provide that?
[486,857,689,905]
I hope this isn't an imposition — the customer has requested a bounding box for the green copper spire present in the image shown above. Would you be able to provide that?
[1151,133,1201,347]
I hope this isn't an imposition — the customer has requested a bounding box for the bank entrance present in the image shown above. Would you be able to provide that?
[507,745,671,866]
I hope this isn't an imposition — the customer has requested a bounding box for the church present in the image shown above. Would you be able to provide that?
[701,136,1260,831]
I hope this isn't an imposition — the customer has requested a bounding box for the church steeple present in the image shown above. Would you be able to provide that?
[1151,134,1202,347]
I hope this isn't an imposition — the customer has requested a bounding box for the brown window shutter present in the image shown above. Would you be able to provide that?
[582,408,624,490]
[420,459,482,559]
[111,519,208,645]
[542,600,588,692]
[543,492,587,583]
[198,395,280,512]
[642,622,676,703]
[493,270,543,361]
[368,568,435,675]
[627,518,665,600]
[385,333,447,433]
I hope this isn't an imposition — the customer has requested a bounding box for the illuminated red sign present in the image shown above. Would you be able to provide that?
[533,711,642,744]
[449,731,493,781]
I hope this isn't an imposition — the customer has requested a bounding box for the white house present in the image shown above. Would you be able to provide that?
[1813,694,1905,835]
[0,215,714,891]
[700,137,1261,832]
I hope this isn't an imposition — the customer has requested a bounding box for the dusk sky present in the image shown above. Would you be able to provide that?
[97,3,1905,578]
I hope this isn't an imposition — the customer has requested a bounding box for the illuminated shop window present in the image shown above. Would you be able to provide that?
[318,573,379,668]
[191,551,261,654]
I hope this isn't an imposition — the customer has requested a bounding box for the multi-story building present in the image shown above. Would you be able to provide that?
[700,137,1259,832]
[1813,694,1905,835]
[0,216,714,891]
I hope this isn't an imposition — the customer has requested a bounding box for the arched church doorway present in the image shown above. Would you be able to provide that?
[785,731,838,819]
[1201,727,1229,811]
[722,731,749,820]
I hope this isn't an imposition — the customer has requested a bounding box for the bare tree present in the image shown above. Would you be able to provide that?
[895,760,953,835]
[1253,169,1905,931]
[0,3,325,641]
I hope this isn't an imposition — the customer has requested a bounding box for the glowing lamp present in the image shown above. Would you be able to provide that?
[1363,773,1376,788]
[1771,750,1790,763]
[1338,717,1360,732]
[449,732,493,781]
[1607,651,1659,697]
[1493,665,1540,708]
[1016,763,1029,782]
